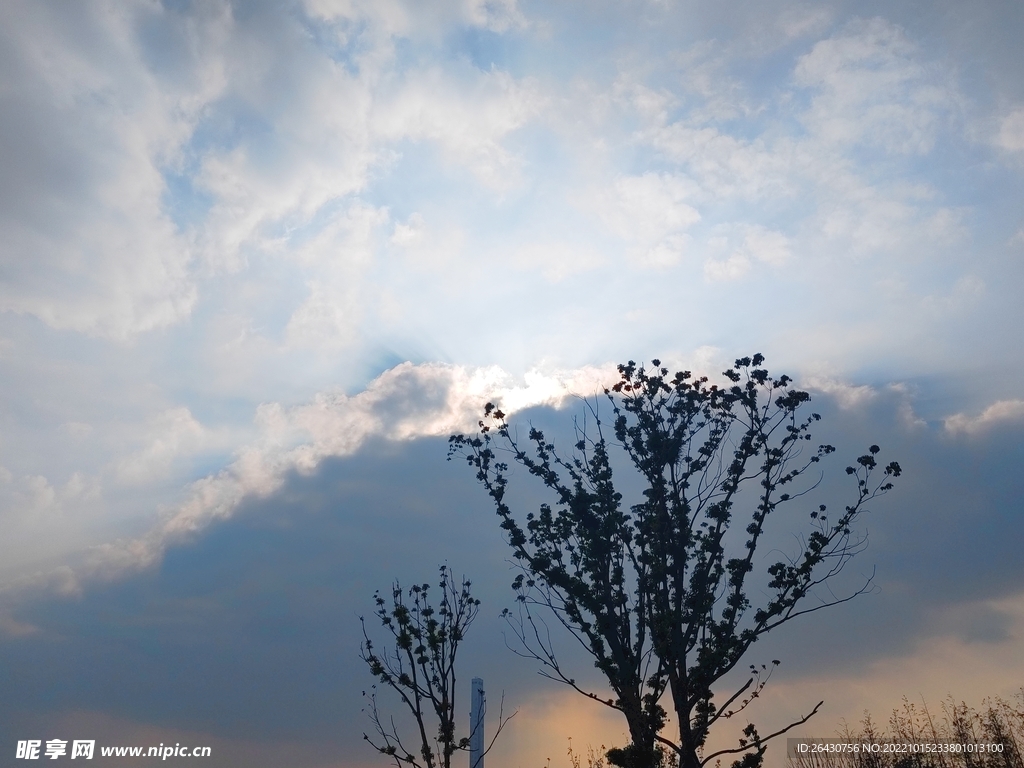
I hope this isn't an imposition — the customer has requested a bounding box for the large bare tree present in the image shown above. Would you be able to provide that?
[449,356,901,768]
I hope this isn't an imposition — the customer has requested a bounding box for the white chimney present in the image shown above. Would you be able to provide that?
[470,678,485,768]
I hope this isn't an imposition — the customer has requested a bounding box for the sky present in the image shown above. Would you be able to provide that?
[1,0,1023,765]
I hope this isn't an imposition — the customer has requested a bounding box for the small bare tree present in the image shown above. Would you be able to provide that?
[360,565,514,768]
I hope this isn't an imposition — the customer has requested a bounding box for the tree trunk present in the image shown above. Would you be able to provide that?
[606,702,660,768]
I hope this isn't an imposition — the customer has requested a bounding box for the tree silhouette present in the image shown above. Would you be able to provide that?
[360,565,513,768]
[449,356,901,768]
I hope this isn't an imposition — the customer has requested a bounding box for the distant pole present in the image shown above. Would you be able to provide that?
[470,677,485,768]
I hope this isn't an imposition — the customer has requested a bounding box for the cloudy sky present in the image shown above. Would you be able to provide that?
[1,0,1023,765]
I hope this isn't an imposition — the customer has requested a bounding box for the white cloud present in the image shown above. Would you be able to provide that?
[0,614,40,638]
[804,377,878,410]
[390,212,426,247]
[0,467,101,526]
[2,356,945,597]
[285,283,363,350]
[920,274,985,315]
[887,382,928,430]
[945,400,1024,436]
[794,18,951,155]
[386,212,468,279]
[776,5,834,42]
[633,18,967,271]
[996,108,1024,153]
[671,41,737,106]
[114,408,211,486]
[53,362,612,584]
[61,422,95,440]
[704,252,751,281]
[462,0,528,33]
[0,2,229,338]
[304,0,528,38]
[704,225,792,281]
[587,172,701,267]
[193,60,379,273]
[510,242,606,281]
[612,77,677,123]
[284,204,388,349]
[645,123,793,201]
[372,66,543,190]
[1,2,1022,623]
[743,225,793,266]
[810,172,966,259]
[0,0,543,344]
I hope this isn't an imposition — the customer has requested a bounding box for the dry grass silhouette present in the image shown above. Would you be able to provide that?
[787,692,1024,768]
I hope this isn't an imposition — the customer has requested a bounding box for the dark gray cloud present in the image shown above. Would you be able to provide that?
[2,388,1023,765]
[0,438,539,765]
